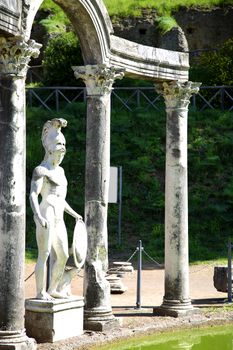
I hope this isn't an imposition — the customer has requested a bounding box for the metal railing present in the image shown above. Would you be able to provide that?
[26,86,233,112]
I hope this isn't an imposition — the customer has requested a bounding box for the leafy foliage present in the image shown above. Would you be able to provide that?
[42,32,83,86]
[39,0,70,33]
[156,16,178,34]
[26,104,233,262]
[190,38,233,86]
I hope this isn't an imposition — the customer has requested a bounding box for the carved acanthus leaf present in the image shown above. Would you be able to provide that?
[0,37,41,76]
[155,81,201,109]
[73,64,125,96]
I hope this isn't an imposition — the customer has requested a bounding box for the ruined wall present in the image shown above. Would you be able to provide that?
[174,6,233,51]
[113,6,233,52]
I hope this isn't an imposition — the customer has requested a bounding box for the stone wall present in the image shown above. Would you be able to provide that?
[174,6,233,51]
[113,6,233,52]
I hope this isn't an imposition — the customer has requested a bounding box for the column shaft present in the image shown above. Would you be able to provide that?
[0,37,40,349]
[154,81,201,317]
[73,65,124,330]
[0,75,26,330]
[84,94,111,313]
[164,104,189,304]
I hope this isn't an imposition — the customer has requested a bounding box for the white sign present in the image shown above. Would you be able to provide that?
[108,167,118,203]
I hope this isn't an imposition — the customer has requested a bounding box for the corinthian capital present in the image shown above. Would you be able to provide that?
[0,37,41,77]
[155,81,201,110]
[72,64,125,96]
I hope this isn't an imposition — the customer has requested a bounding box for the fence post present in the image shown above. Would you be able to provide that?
[228,238,232,302]
[136,240,143,309]
[55,89,59,112]
[117,166,123,246]
[220,87,225,111]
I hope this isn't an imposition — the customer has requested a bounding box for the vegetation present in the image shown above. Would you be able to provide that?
[190,38,233,86]
[38,0,231,45]
[26,104,233,263]
[42,32,83,86]
[156,16,179,34]
[39,0,70,33]
[103,0,229,17]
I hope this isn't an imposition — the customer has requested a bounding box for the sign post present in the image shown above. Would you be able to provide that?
[109,166,123,245]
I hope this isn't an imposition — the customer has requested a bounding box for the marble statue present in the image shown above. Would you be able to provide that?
[29,118,84,300]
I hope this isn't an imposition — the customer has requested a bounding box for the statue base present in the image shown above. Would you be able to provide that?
[153,299,200,317]
[25,297,84,343]
[84,309,121,331]
[0,330,36,350]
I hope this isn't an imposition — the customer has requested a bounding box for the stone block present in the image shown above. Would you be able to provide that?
[25,297,84,343]
[106,275,127,294]
[213,266,230,292]
[84,317,121,332]
[0,331,36,350]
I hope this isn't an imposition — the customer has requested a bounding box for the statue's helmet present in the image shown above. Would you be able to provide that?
[42,118,67,156]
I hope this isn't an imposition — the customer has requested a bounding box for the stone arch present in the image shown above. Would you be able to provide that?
[23,0,189,79]
[23,0,113,64]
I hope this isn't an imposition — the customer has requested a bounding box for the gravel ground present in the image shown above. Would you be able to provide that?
[24,262,233,350]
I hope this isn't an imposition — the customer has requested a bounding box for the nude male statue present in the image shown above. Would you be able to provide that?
[29,118,82,300]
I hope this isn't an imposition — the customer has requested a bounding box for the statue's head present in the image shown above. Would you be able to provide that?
[42,118,67,161]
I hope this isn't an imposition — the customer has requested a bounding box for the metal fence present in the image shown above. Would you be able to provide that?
[26,86,233,112]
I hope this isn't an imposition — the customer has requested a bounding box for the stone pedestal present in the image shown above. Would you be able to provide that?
[73,65,124,331]
[25,297,84,343]
[106,275,127,294]
[0,37,40,349]
[213,266,229,292]
[0,331,36,350]
[153,81,201,317]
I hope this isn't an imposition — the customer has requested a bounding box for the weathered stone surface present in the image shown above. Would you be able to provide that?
[153,81,201,317]
[29,118,83,300]
[25,298,84,343]
[73,65,124,330]
[158,26,189,52]
[0,37,41,76]
[0,331,36,350]
[0,37,40,349]
[106,275,127,294]
[0,1,20,36]
[213,266,229,293]
[175,6,233,51]
[54,0,189,81]
[109,35,189,81]
[111,6,233,52]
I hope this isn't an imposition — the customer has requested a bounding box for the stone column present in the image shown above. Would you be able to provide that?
[153,81,201,317]
[0,37,41,349]
[73,65,124,331]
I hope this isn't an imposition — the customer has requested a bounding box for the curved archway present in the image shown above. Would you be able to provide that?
[24,0,113,64]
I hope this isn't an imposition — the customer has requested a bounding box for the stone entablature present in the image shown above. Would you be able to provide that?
[0,4,20,35]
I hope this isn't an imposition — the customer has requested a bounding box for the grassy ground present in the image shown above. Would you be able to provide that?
[103,0,229,16]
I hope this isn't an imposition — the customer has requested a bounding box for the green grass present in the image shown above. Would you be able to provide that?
[103,0,230,17]
[25,249,37,263]
[26,104,233,262]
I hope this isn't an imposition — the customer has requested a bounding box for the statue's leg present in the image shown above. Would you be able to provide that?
[35,207,54,300]
[47,220,69,298]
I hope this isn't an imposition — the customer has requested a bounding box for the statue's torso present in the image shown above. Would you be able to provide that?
[39,165,68,217]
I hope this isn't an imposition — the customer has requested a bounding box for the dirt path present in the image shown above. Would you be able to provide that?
[24,261,233,350]
[25,262,225,307]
